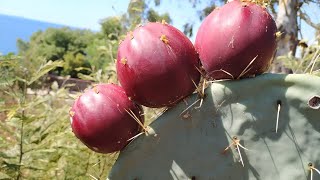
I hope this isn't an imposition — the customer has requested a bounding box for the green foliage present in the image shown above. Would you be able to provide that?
[17,25,121,80]
[199,4,216,21]
[146,9,171,23]
[127,0,147,26]
[63,51,90,77]
[17,28,95,78]
[84,30,119,76]
[100,17,123,40]
[0,53,165,179]
[114,0,173,31]
[28,60,64,85]
[276,43,320,76]
[0,55,119,179]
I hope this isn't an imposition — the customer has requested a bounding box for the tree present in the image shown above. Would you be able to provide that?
[271,0,320,73]
[271,0,299,73]
[100,17,123,40]
[100,0,172,34]
[17,28,95,78]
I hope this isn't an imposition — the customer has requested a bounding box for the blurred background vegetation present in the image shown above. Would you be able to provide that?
[0,0,319,179]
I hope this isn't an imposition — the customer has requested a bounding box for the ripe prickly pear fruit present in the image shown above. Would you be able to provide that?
[69,84,144,154]
[195,0,277,80]
[117,22,201,108]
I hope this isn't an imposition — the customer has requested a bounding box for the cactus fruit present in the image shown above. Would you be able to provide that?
[116,22,201,108]
[195,0,277,80]
[69,84,144,154]
[108,74,320,179]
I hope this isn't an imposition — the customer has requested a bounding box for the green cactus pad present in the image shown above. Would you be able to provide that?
[108,73,320,180]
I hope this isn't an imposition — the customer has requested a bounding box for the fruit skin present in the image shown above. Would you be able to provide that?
[195,0,277,80]
[117,22,200,108]
[70,84,144,154]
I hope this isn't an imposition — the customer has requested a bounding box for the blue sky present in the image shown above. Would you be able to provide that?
[0,0,213,33]
[0,0,215,54]
[0,0,319,44]
[0,0,130,31]
[0,0,216,44]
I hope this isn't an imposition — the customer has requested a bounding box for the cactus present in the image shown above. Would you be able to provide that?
[108,73,320,179]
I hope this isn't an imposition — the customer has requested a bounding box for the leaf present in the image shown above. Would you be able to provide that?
[0,77,16,88]
[2,160,22,170]
[1,145,20,158]
[15,77,28,83]
[0,121,16,135]
[24,96,48,110]
[75,67,92,72]
[0,172,12,179]
[6,108,18,120]
[0,152,15,159]
[23,115,45,124]
[77,73,96,81]
[28,60,64,85]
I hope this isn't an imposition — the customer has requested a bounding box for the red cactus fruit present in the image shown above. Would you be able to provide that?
[116,22,200,108]
[195,0,277,80]
[69,84,144,154]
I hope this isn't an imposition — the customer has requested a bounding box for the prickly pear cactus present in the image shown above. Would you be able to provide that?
[108,73,320,180]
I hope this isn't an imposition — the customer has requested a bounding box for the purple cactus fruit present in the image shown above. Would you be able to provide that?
[69,84,144,154]
[117,22,201,108]
[195,0,277,80]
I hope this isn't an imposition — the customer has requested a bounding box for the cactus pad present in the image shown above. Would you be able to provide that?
[108,73,320,180]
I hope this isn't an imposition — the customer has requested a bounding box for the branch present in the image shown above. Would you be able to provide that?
[299,10,320,30]
[16,72,27,180]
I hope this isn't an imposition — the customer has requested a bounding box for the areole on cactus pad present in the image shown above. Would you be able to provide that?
[69,84,144,154]
[195,0,277,80]
[116,22,201,108]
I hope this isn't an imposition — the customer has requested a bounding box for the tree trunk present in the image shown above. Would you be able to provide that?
[271,0,298,73]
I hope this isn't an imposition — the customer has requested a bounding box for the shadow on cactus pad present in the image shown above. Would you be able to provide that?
[108,73,320,180]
